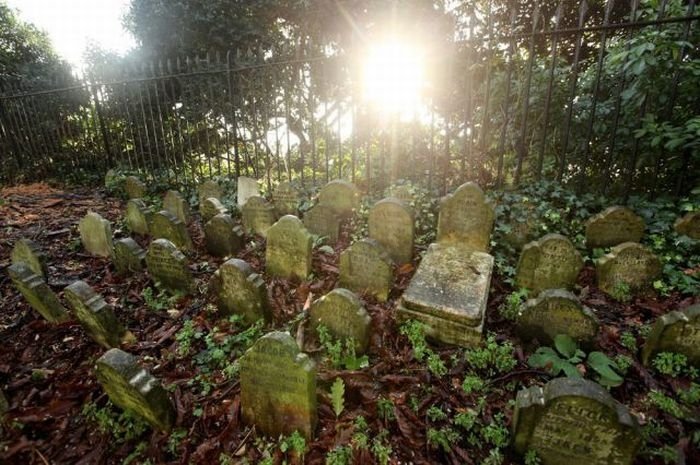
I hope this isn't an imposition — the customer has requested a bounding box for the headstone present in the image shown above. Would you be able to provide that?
[204,214,244,257]
[436,182,495,252]
[11,238,48,279]
[163,190,190,224]
[198,180,222,204]
[397,243,494,347]
[200,197,229,223]
[339,239,393,302]
[642,304,700,366]
[126,199,152,236]
[585,206,645,248]
[242,196,277,238]
[309,288,371,354]
[266,216,312,281]
[674,211,700,240]
[368,197,414,264]
[113,238,146,276]
[104,169,118,188]
[8,263,69,323]
[79,211,113,258]
[303,204,341,244]
[512,377,641,465]
[145,239,193,293]
[516,234,583,296]
[502,202,538,250]
[596,242,662,297]
[211,258,271,324]
[517,289,599,346]
[318,180,360,218]
[387,184,415,206]
[95,348,175,432]
[238,176,261,207]
[240,331,317,439]
[272,181,301,216]
[150,210,193,251]
[125,176,146,199]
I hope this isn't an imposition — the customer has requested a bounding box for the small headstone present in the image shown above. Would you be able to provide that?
[211,258,271,324]
[318,180,360,218]
[95,348,175,432]
[11,238,49,279]
[674,211,700,240]
[339,239,393,302]
[204,214,244,257]
[240,331,317,439]
[104,169,118,188]
[150,210,193,251]
[513,377,641,465]
[126,199,152,236]
[163,190,190,224]
[272,181,301,216]
[145,239,193,293]
[596,242,662,297]
[8,263,69,323]
[516,234,583,296]
[238,176,261,207]
[79,211,113,258]
[642,304,700,366]
[266,216,312,281]
[201,197,229,223]
[436,182,495,252]
[309,288,371,354]
[303,204,341,244]
[113,238,146,276]
[397,243,493,347]
[517,289,598,346]
[198,180,222,204]
[125,176,147,199]
[242,196,277,238]
[585,206,645,248]
[369,197,414,264]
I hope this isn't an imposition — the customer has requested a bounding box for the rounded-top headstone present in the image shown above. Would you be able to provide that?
[596,242,662,297]
[303,204,341,244]
[11,238,49,279]
[126,199,151,236]
[339,238,393,302]
[437,182,494,251]
[272,181,301,216]
[266,215,312,281]
[150,210,193,251]
[125,176,146,199]
[8,263,69,323]
[516,234,583,296]
[318,180,360,218]
[238,176,261,207]
[585,206,645,248]
[211,258,271,324]
[368,197,414,264]
[674,211,700,240]
[198,180,222,204]
[163,190,190,224]
[145,239,193,293]
[201,197,228,223]
[309,288,371,354]
[642,304,700,366]
[79,211,114,258]
[204,214,244,257]
[242,196,277,238]
[113,238,146,276]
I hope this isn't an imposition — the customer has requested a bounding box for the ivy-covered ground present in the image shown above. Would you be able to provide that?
[0,180,698,465]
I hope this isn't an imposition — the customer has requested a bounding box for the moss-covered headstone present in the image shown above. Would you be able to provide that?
[126,199,152,236]
[197,180,222,204]
[163,190,190,224]
[642,304,700,366]
[238,176,261,207]
[204,214,244,257]
[200,197,228,223]
[368,197,414,264]
[150,210,193,251]
[79,211,113,258]
[124,176,146,199]
[303,204,341,244]
[585,206,645,248]
[318,180,360,218]
[266,216,312,281]
[596,242,661,297]
[242,196,277,238]
[145,239,193,293]
[8,263,69,323]
[516,234,583,296]
[272,181,300,216]
[11,238,49,279]
[309,288,371,354]
[113,238,146,276]
[338,238,393,302]
[211,258,271,324]
[436,182,494,252]
[674,211,700,240]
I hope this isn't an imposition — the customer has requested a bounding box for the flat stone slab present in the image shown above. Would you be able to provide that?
[238,176,261,207]
[11,238,49,279]
[309,288,371,354]
[8,263,69,323]
[318,180,360,218]
[126,199,152,236]
[79,211,113,258]
[585,206,645,248]
[272,181,300,216]
[596,242,661,297]
[303,204,340,244]
[642,304,700,366]
[204,214,244,257]
[198,180,222,204]
[266,215,312,281]
[674,211,700,240]
[242,196,277,238]
[113,238,146,276]
[437,182,494,252]
[339,238,393,302]
[163,190,190,224]
[125,176,146,199]
[200,197,228,223]
[516,234,583,296]
[145,239,193,293]
[211,258,271,324]
[150,210,193,251]
[369,197,414,264]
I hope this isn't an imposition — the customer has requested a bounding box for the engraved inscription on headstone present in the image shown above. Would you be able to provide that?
[318,180,360,218]
[11,238,49,279]
[198,180,222,204]
[79,211,114,258]
[596,242,662,297]
[516,234,583,296]
[238,176,261,207]
[339,239,393,302]
[242,196,277,238]
[585,206,645,248]
[436,182,495,251]
[204,214,244,257]
[369,197,414,264]
[674,211,700,240]
[642,304,700,366]
[266,216,312,281]
[200,197,229,223]
[125,176,146,199]
[272,181,301,216]
[113,238,146,276]
[126,199,152,236]
[150,210,193,251]
[211,258,271,324]
[145,239,193,293]
[163,190,190,224]
[303,204,341,244]
[8,263,69,323]
[309,288,371,354]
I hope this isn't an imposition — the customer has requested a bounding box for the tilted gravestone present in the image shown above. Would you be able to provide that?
[517,289,599,347]
[512,377,641,465]
[145,239,193,293]
[113,238,146,276]
[303,204,341,244]
[398,243,494,347]
[11,238,49,279]
[585,206,645,249]
[198,180,222,204]
[240,331,317,439]
[596,242,661,297]
[95,348,175,432]
[124,176,146,199]
[242,196,277,238]
[126,199,152,236]
[8,263,69,323]
[79,211,114,258]
[318,180,360,218]
[339,238,393,302]
[204,214,244,257]
[266,216,312,281]
[516,234,583,296]
[200,197,229,223]
[674,211,700,240]
[272,181,301,216]
[309,288,371,354]
[436,182,495,252]
[211,258,271,324]
[163,190,190,224]
[238,176,261,207]
[642,304,700,366]
[368,197,414,264]
[150,210,193,251]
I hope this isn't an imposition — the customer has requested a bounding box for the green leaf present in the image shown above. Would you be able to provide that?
[330,377,345,418]
[554,334,578,359]
[528,347,564,375]
[588,352,624,387]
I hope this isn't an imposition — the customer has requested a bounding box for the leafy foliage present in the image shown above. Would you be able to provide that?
[330,377,345,418]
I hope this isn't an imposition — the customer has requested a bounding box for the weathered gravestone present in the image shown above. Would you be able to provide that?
[436,182,495,252]
[239,331,317,439]
[674,211,700,240]
[79,211,113,258]
[126,199,152,236]
[642,304,700,366]
[95,348,175,432]
[113,238,146,276]
[64,280,133,349]
[204,214,244,257]
[211,258,271,324]
[512,377,641,465]
[339,239,393,302]
[163,190,190,224]
[517,289,599,347]
[516,234,583,296]
[198,180,222,204]
[318,180,360,218]
[242,196,277,238]
[150,210,192,251]
[585,206,645,249]
[266,216,312,281]
[272,181,301,216]
[8,263,69,323]
[238,176,261,207]
[124,176,146,199]
[200,197,228,223]
[502,202,538,250]
[11,238,48,279]
[397,243,494,347]
[596,242,662,297]
[145,239,193,293]
[303,204,341,244]
[387,184,415,206]
[369,197,414,264]
[309,288,371,354]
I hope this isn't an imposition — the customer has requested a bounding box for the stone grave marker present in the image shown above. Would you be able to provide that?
[113,238,146,276]
[150,210,193,251]
[79,211,113,258]
[125,176,146,199]
[513,377,641,465]
[145,239,193,293]
[272,181,301,216]
[397,243,493,347]
[318,180,360,218]
[211,258,271,324]
[266,215,312,281]
[8,263,69,323]
[204,214,244,257]
[11,238,49,279]
[436,182,495,251]
[303,204,341,244]
[339,238,393,302]
[369,197,414,264]
[387,184,415,206]
[309,288,371,354]
[675,211,700,240]
[198,180,222,204]
[240,331,317,439]
[596,242,661,297]
[242,196,277,238]
[95,348,175,432]
[200,197,229,223]
[585,206,645,248]
[126,199,152,236]
[516,234,583,296]
[238,176,261,207]
[642,304,700,366]
[163,190,190,224]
